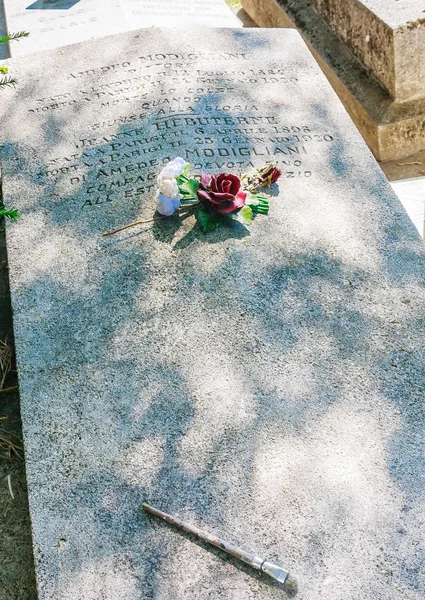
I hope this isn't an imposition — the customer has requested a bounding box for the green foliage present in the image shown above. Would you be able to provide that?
[232,205,253,226]
[0,32,29,44]
[197,205,254,233]
[0,177,20,222]
[197,209,222,233]
[0,77,16,90]
[248,194,269,215]
[0,208,20,222]
[224,0,242,11]
[177,172,200,203]
[0,31,29,90]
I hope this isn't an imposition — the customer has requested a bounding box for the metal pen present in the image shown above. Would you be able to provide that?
[142,503,298,594]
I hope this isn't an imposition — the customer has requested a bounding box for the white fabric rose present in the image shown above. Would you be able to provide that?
[156,191,182,216]
[155,158,187,215]
[158,157,188,180]
[158,177,179,198]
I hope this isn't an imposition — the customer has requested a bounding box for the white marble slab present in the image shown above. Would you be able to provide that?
[1,0,240,56]
[391,177,425,238]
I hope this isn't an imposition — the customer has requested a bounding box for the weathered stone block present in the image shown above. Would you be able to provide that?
[242,0,425,161]
[308,0,425,102]
[1,27,425,600]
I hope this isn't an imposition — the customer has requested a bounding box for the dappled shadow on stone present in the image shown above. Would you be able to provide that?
[1,26,425,600]
[14,229,424,598]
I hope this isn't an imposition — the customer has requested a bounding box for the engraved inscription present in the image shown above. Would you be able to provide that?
[28,52,336,210]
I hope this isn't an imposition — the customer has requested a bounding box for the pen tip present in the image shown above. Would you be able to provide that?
[284,574,298,595]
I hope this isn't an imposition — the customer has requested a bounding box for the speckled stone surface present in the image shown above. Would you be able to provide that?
[340,0,425,29]
[1,27,425,600]
[1,0,240,56]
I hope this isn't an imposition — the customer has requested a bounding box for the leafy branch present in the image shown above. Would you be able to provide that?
[0,176,20,222]
[0,31,29,91]
[0,32,26,224]
[0,76,17,89]
[0,175,20,223]
[0,31,29,44]
[0,208,20,221]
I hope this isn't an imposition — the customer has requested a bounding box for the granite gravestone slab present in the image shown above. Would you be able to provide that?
[0,0,240,57]
[1,27,425,600]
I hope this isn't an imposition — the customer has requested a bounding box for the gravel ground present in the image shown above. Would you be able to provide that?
[0,217,37,600]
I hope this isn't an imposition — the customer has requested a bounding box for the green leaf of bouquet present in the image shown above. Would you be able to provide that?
[197,209,222,233]
[178,177,200,201]
[248,193,269,215]
[0,67,8,74]
[235,205,253,226]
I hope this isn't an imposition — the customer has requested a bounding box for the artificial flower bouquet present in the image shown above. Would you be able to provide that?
[105,157,281,236]
[156,157,281,233]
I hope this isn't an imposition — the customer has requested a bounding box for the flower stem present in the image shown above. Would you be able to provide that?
[102,215,168,236]
[102,202,200,237]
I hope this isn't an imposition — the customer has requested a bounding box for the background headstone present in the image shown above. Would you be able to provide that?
[241,0,425,161]
[0,0,240,56]
[0,0,9,59]
[1,26,425,600]
[307,0,425,102]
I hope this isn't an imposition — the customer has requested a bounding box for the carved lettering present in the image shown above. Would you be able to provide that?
[24,52,339,211]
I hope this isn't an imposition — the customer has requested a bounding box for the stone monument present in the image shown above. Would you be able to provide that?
[242,0,425,162]
[0,0,240,57]
[1,26,425,600]
[0,0,8,59]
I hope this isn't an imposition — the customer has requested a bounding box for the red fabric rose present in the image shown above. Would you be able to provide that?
[197,173,247,214]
